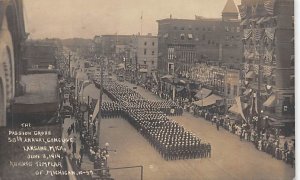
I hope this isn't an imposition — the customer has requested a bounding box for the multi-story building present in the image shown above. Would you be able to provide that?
[238,0,294,129]
[0,0,26,125]
[157,0,242,75]
[129,34,158,78]
[23,39,60,70]
[94,34,132,58]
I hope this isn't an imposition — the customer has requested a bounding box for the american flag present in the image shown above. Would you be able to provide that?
[238,5,247,19]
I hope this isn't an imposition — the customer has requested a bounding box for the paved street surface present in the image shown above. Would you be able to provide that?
[96,80,295,180]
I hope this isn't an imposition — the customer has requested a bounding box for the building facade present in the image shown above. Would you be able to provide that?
[23,39,60,70]
[94,34,133,58]
[238,0,294,128]
[0,0,26,126]
[157,0,242,75]
[130,34,158,76]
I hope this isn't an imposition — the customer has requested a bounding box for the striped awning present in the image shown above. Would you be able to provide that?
[245,71,255,79]
[192,94,223,107]
[195,88,212,99]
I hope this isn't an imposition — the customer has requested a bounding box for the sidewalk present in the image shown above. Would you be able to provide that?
[62,117,94,171]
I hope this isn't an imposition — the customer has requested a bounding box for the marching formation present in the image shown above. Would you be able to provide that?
[94,80,211,160]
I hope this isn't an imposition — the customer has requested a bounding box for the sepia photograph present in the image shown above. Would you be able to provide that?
[0,0,296,179]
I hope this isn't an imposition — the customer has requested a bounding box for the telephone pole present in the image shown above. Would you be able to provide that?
[97,56,104,145]
[68,51,72,78]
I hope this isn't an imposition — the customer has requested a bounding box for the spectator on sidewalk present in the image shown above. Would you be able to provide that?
[67,140,72,150]
[79,146,84,161]
[72,141,77,156]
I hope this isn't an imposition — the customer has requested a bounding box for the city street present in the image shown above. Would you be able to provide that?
[0,0,295,180]
[95,81,295,180]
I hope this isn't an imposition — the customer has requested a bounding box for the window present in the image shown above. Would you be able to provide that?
[152,61,154,65]
[144,49,147,55]
[208,40,210,44]
[233,85,237,96]
[227,84,231,95]
[225,26,229,32]
[195,27,199,30]
[152,42,155,46]
[152,51,155,55]
[180,34,185,40]
[290,75,294,87]
[181,27,185,30]
[144,42,147,46]
[282,97,291,115]
[291,55,294,66]
[202,34,206,40]
[144,60,147,65]
[174,26,177,30]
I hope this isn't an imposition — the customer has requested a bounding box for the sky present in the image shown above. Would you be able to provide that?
[23,0,241,39]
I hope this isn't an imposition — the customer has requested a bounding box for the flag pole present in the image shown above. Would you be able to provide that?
[140,11,143,35]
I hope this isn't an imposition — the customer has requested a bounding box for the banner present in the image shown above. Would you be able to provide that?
[92,99,100,121]
[235,96,246,122]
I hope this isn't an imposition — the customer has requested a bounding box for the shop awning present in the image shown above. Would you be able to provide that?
[245,71,255,79]
[161,74,173,79]
[195,88,212,99]
[176,86,185,92]
[243,88,252,96]
[192,94,223,107]
[240,19,248,26]
[229,103,248,115]
[263,94,276,107]
[139,68,148,73]
[161,74,174,83]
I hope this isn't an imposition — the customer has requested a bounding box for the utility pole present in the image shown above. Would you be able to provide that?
[68,51,72,78]
[135,52,138,84]
[257,44,262,133]
[97,56,104,146]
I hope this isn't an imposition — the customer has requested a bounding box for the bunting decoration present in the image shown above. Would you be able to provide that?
[236,96,247,122]
[243,29,252,40]
[244,64,250,72]
[264,0,275,15]
[263,65,272,76]
[92,99,100,121]
[253,64,259,74]
[264,48,274,64]
[253,28,264,41]
[265,28,275,40]
[238,5,247,19]
[254,48,260,60]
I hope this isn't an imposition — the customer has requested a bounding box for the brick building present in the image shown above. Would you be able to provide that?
[238,0,294,129]
[157,0,242,75]
[129,34,158,77]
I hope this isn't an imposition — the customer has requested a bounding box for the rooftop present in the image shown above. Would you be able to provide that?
[15,73,58,104]
[222,0,239,14]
